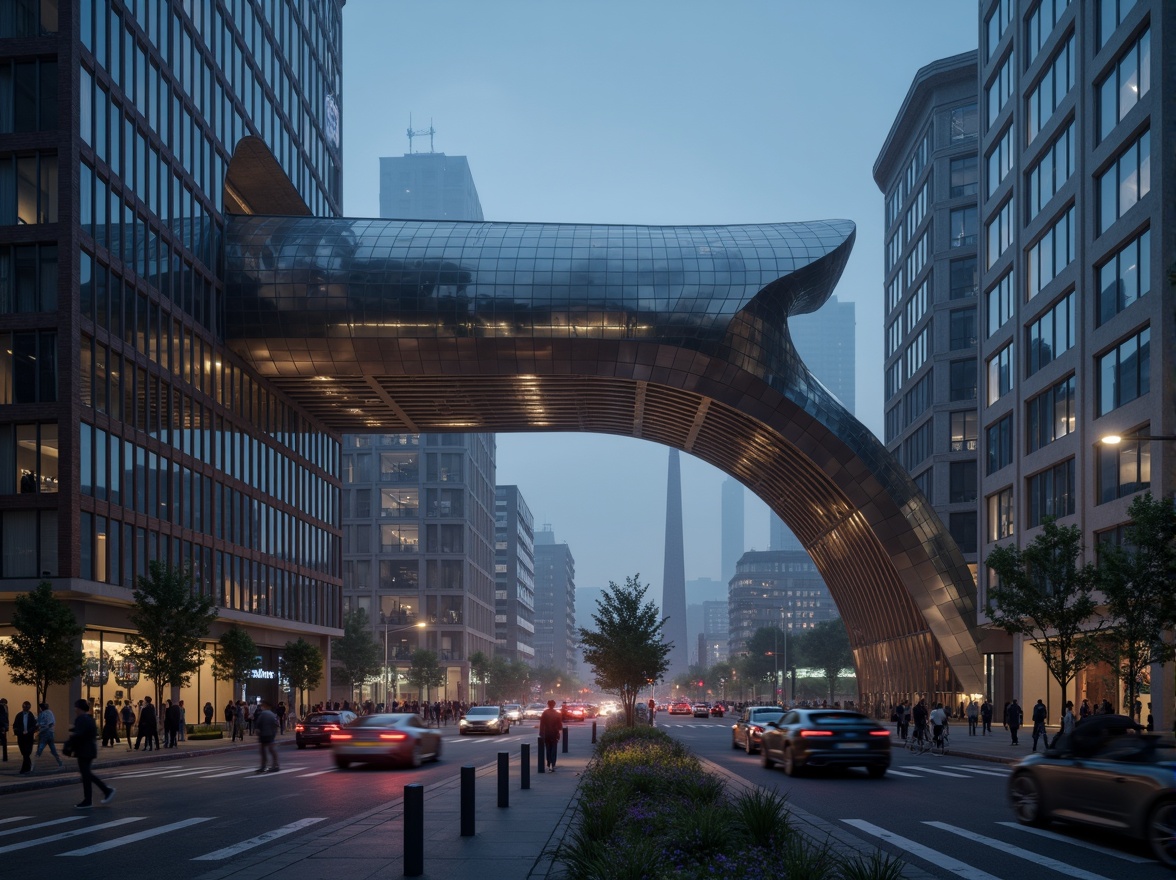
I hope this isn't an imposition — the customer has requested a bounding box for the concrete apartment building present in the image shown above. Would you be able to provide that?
[533,526,577,678]
[494,485,536,663]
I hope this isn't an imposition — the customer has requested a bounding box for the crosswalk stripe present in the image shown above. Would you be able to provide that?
[995,822,1153,864]
[297,768,338,777]
[0,817,31,827]
[949,765,1009,777]
[908,766,971,778]
[191,817,327,860]
[58,818,213,856]
[0,817,82,838]
[842,819,1001,880]
[925,821,1115,879]
[246,766,306,777]
[881,768,921,778]
[0,817,144,855]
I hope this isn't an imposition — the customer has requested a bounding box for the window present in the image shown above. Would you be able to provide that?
[1098,327,1150,416]
[986,415,1013,475]
[1027,121,1075,220]
[887,316,903,357]
[906,231,929,283]
[913,468,933,500]
[1027,0,1073,65]
[1098,28,1150,141]
[0,330,57,403]
[987,51,1015,126]
[986,0,1014,60]
[1026,34,1075,145]
[950,155,978,198]
[885,405,901,443]
[987,344,1014,405]
[986,126,1014,198]
[0,153,58,224]
[1098,129,1150,235]
[950,460,978,503]
[904,374,931,427]
[1026,205,1076,299]
[906,279,928,328]
[1027,458,1075,526]
[886,360,902,398]
[0,59,57,133]
[950,411,978,452]
[950,257,977,300]
[905,421,933,470]
[1099,0,1139,49]
[950,206,978,248]
[988,488,1014,541]
[1097,228,1150,325]
[986,198,1014,269]
[950,308,977,350]
[949,512,978,554]
[1026,290,1076,376]
[0,244,56,313]
[950,103,977,141]
[950,359,977,401]
[986,272,1014,337]
[905,325,929,378]
[1097,432,1150,503]
[1026,375,1076,452]
[905,182,929,240]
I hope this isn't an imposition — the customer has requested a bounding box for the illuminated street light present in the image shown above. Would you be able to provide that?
[1099,432,1176,445]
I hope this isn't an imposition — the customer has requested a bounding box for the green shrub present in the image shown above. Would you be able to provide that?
[839,850,908,880]
[732,785,790,848]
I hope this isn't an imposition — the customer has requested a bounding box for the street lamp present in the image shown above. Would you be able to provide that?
[382,619,426,707]
[1099,432,1176,445]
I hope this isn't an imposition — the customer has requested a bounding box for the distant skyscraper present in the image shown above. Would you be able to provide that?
[728,550,837,661]
[790,295,857,413]
[702,600,729,666]
[379,153,484,221]
[720,477,745,586]
[769,515,804,552]
[494,486,536,663]
[662,450,689,678]
[533,526,577,677]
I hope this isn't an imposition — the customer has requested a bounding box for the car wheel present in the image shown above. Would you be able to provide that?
[1009,772,1045,826]
[761,743,775,769]
[296,740,306,750]
[410,743,422,768]
[334,757,351,770]
[1147,800,1176,867]
[867,764,887,779]
[783,745,799,777]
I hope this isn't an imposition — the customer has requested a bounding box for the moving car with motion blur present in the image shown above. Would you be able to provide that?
[560,702,587,722]
[759,708,891,777]
[294,709,357,749]
[1007,714,1176,866]
[731,706,786,754]
[710,703,726,718]
[669,701,693,715]
[523,703,547,720]
[459,705,511,734]
[503,703,524,722]
[693,703,711,718]
[332,713,442,769]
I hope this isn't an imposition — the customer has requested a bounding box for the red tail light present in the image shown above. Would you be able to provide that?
[332,733,352,740]
[323,724,340,731]
[379,732,408,741]
[869,730,891,737]
[800,730,833,737]
[294,724,304,732]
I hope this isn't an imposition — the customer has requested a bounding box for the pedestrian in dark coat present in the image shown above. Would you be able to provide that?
[163,699,181,747]
[13,700,36,773]
[203,701,214,726]
[539,700,564,771]
[1005,698,1023,745]
[120,702,135,750]
[102,700,120,747]
[0,697,9,762]
[1030,699,1048,751]
[980,699,993,735]
[66,699,114,809]
[135,696,158,750]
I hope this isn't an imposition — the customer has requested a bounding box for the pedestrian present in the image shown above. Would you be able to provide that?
[233,701,246,741]
[177,700,187,742]
[66,699,115,809]
[13,700,36,773]
[224,699,235,733]
[120,701,135,750]
[1005,698,1023,745]
[1147,702,1154,732]
[1030,698,1048,751]
[34,702,64,768]
[102,700,120,747]
[163,699,180,747]
[135,695,158,750]
[254,700,280,773]
[894,701,909,740]
[203,701,214,726]
[276,701,287,734]
[1079,699,1091,720]
[0,697,8,762]
[980,698,993,735]
[1051,700,1075,748]
[966,699,979,735]
[647,698,656,727]
[244,701,253,735]
[1100,699,1114,715]
[539,699,563,771]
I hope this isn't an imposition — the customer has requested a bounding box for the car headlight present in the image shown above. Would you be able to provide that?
[459,719,468,726]
[488,718,499,726]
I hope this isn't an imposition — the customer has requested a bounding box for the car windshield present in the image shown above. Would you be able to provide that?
[466,707,500,717]
[806,712,869,725]
[751,710,785,723]
[306,714,343,724]
[352,714,412,728]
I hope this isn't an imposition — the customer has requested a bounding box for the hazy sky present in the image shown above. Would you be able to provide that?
[341,1,978,600]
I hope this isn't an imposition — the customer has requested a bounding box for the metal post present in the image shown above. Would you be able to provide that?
[521,742,530,789]
[497,751,509,808]
[591,720,597,743]
[537,736,545,773]
[460,765,475,837]
[562,725,569,754]
[404,783,424,876]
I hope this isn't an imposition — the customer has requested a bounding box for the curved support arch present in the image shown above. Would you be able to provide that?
[222,214,985,708]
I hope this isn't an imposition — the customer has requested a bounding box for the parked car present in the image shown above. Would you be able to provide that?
[710,703,725,718]
[1007,714,1176,866]
[332,713,442,769]
[523,703,547,720]
[693,703,711,718]
[759,708,891,777]
[669,701,693,715]
[294,710,357,748]
[503,703,524,722]
[459,705,511,735]
[731,706,786,754]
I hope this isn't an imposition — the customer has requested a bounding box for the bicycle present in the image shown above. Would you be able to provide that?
[906,725,930,755]
[931,725,950,756]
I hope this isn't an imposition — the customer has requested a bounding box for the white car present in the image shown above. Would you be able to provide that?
[523,703,547,720]
[503,703,523,722]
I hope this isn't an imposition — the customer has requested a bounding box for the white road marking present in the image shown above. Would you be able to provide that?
[191,817,327,860]
[200,765,301,778]
[0,817,32,827]
[0,817,145,855]
[949,765,1009,777]
[296,768,338,777]
[996,821,1154,863]
[925,821,1115,879]
[59,818,213,855]
[0,817,82,838]
[881,768,922,778]
[842,819,1002,879]
[908,766,971,778]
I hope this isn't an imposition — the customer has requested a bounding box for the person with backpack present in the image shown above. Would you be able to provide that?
[1031,699,1048,751]
[120,701,135,750]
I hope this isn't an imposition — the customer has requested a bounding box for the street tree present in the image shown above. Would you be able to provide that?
[0,581,84,707]
[210,626,257,700]
[528,664,566,697]
[124,561,218,707]
[331,608,383,702]
[485,656,532,704]
[799,619,855,703]
[1096,492,1176,720]
[468,650,491,702]
[405,649,447,703]
[672,664,711,700]
[985,517,1101,710]
[279,637,324,715]
[578,573,671,726]
[744,627,793,702]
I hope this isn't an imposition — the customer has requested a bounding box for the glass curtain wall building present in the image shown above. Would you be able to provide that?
[494,484,536,664]
[533,525,576,678]
[0,1,345,715]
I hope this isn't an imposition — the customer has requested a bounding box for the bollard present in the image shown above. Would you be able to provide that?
[498,751,510,808]
[404,783,424,876]
[521,742,530,789]
[562,725,569,754]
[460,765,475,837]
[592,720,597,743]
[537,736,545,773]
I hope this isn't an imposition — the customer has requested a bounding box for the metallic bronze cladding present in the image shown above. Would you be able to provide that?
[223,216,986,706]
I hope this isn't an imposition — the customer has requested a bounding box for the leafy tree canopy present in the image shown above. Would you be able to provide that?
[0,581,84,706]
[405,649,447,702]
[468,650,492,702]
[798,619,855,703]
[210,626,258,694]
[331,608,383,699]
[279,637,324,713]
[579,574,671,726]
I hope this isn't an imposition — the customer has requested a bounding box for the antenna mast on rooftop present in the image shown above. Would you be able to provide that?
[407,115,436,154]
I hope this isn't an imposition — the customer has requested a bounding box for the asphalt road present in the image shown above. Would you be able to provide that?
[0,726,539,879]
[664,716,1169,879]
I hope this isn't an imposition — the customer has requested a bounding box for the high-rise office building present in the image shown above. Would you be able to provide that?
[874,51,981,573]
[0,2,345,714]
[533,526,576,677]
[720,477,744,587]
[340,434,498,702]
[494,485,536,663]
[662,449,688,679]
[727,549,836,660]
[701,599,729,666]
[790,295,857,413]
[379,152,484,221]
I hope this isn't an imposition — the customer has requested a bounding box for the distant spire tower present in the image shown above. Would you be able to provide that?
[662,449,689,679]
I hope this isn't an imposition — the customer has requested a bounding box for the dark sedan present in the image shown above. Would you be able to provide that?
[1008,715,1176,866]
[759,709,891,777]
[731,706,786,754]
[332,714,442,769]
[294,710,357,748]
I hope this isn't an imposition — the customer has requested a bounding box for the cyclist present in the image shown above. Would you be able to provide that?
[911,697,929,747]
[929,702,948,750]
